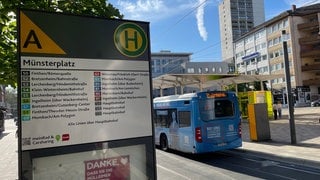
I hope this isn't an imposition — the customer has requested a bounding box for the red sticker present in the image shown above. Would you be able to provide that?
[62,134,70,141]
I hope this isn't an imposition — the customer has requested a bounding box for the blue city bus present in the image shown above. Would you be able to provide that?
[153,91,242,154]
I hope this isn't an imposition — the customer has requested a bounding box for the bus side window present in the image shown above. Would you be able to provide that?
[179,111,191,128]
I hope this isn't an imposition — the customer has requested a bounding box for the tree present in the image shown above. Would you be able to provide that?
[0,0,123,87]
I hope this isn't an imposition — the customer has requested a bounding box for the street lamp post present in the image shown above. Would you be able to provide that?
[282,30,296,144]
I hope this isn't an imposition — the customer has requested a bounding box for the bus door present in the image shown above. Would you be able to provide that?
[168,109,179,150]
[176,110,193,152]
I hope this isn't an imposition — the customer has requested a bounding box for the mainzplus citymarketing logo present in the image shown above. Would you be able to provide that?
[114,23,147,57]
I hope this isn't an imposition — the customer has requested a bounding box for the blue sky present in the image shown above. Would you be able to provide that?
[109,0,320,62]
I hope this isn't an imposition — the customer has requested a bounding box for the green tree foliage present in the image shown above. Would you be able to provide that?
[0,0,123,87]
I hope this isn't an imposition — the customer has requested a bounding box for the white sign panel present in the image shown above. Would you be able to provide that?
[21,56,152,150]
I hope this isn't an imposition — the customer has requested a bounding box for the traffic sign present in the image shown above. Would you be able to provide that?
[18,9,155,179]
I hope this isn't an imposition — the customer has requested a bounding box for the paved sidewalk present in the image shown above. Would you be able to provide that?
[0,118,18,180]
[238,106,320,169]
[0,107,319,179]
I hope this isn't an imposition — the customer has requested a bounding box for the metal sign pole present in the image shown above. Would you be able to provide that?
[282,30,296,144]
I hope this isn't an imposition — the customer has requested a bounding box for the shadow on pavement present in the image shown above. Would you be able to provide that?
[242,116,320,148]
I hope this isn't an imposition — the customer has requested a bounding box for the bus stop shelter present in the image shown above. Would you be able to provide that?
[152,74,285,96]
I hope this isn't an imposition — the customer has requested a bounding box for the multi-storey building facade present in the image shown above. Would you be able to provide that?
[151,51,230,96]
[234,4,320,105]
[151,51,191,78]
[219,0,265,63]
[185,62,230,75]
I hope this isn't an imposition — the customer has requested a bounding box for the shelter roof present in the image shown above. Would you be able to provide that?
[152,74,284,89]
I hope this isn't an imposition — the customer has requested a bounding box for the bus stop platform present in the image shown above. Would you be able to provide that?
[236,106,320,169]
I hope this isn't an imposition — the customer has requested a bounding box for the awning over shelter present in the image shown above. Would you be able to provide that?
[152,73,285,92]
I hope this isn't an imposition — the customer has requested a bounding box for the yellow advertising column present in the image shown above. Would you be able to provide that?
[247,103,271,141]
[248,91,273,119]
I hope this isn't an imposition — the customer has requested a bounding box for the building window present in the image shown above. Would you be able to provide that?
[267,27,272,34]
[272,24,278,32]
[187,68,194,73]
[257,57,261,62]
[283,19,288,27]
[212,67,216,72]
[155,67,161,73]
[280,49,283,55]
[269,52,274,59]
[291,76,295,82]
[273,38,279,45]
[204,68,209,73]
[276,63,281,70]
[277,22,282,30]
[271,64,275,72]
[262,55,267,60]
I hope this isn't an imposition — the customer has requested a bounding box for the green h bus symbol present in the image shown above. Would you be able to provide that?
[114,23,147,57]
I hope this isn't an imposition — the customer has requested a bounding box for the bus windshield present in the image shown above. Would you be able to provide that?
[199,99,234,121]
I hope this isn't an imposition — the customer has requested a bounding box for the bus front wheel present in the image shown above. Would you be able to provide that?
[160,135,168,151]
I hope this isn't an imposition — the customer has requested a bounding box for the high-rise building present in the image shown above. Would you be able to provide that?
[234,3,320,106]
[219,0,265,63]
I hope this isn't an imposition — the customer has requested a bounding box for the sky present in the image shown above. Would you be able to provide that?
[108,0,320,62]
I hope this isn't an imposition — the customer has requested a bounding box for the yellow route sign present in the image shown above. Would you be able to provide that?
[20,12,66,54]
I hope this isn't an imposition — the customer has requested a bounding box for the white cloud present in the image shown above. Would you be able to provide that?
[196,0,208,41]
[112,0,212,41]
[283,0,320,7]
[114,0,194,22]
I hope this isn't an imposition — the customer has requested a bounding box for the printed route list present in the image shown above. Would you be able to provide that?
[21,57,153,150]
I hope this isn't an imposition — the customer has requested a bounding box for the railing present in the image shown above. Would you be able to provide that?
[302,79,320,86]
[297,21,319,31]
[300,48,320,58]
[301,63,320,71]
[299,34,320,45]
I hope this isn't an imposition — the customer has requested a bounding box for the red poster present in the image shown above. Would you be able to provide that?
[85,155,130,180]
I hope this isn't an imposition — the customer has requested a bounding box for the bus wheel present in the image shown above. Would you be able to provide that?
[160,135,168,151]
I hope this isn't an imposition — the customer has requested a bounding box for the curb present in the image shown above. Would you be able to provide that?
[227,148,320,171]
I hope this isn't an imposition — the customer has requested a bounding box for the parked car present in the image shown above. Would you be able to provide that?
[311,99,320,107]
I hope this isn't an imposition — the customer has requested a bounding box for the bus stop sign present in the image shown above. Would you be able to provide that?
[18,9,156,179]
